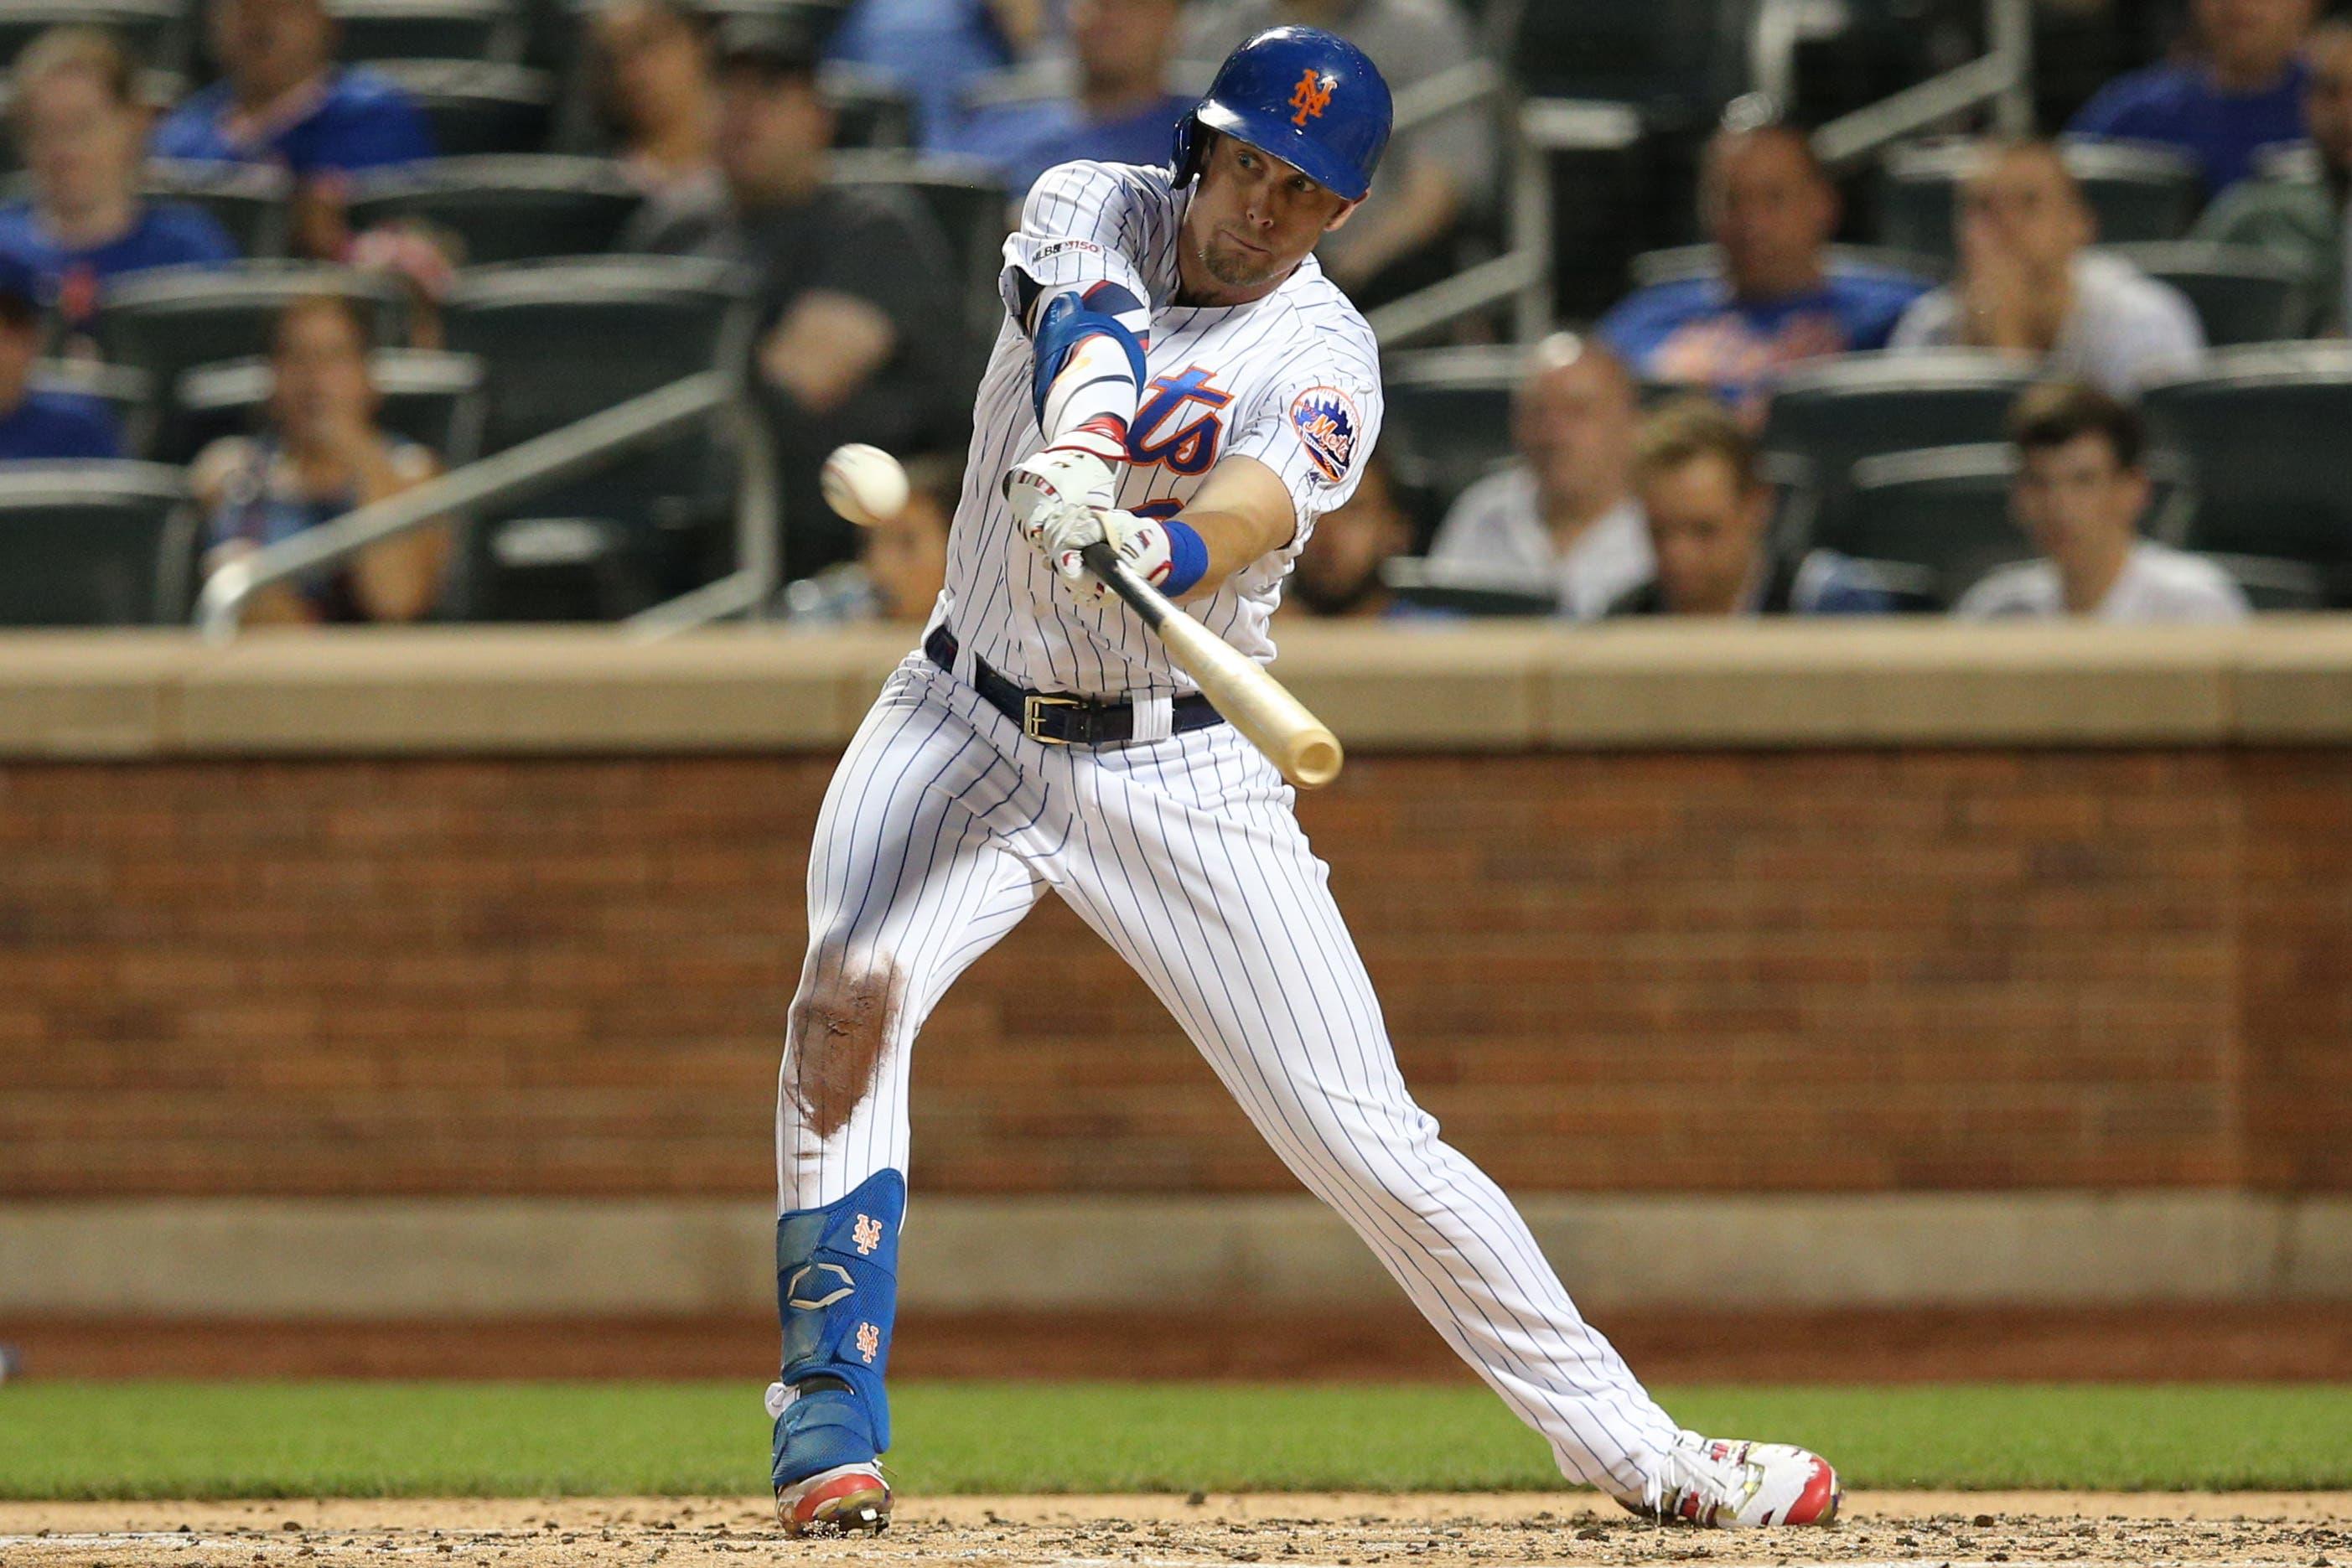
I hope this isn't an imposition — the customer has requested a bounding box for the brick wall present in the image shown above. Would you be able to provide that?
[1,748,2344,1198]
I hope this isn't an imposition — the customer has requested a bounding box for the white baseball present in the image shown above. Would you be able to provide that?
[821,443,910,528]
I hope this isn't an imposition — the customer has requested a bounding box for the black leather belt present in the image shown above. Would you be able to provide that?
[925,624,1225,747]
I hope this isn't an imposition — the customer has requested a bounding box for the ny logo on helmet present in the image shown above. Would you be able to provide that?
[1289,68,1334,127]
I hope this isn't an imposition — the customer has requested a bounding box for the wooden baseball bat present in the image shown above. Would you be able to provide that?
[1080,541,1344,789]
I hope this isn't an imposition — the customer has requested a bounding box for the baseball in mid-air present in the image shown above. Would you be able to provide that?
[821,443,909,528]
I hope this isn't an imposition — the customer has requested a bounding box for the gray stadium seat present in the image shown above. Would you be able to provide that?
[1876,139,2203,260]
[1761,351,2039,554]
[1378,345,1518,536]
[145,160,292,259]
[2142,344,2352,603]
[0,461,195,626]
[326,0,526,64]
[173,348,486,466]
[1512,0,1742,112]
[28,359,151,456]
[822,65,917,151]
[438,256,750,618]
[2101,241,2311,347]
[345,156,643,263]
[0,0,189,81]
[1629,242,1945,289]
[91,262,407,461]
[373,60,557,156]
[1840,444,2037,609]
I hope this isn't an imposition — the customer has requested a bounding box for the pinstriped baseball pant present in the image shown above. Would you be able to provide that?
[777,655,1680,1498]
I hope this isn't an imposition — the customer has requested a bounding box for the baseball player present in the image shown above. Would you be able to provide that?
[764,26,1842,1537]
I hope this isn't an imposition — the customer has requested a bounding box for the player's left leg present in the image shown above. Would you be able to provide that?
[1050,729,1837,1527]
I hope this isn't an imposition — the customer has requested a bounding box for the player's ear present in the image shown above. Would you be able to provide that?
[1323,198,1362,235]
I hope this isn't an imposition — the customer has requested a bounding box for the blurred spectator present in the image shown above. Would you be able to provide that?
[1598,124,1926,412]
[1425,334,1650,619]
[0,29,238,338]
[1890,141,2206,394]
[589,0,724,236]
[826,0,1046,151]
[1956,380,2248,621]
[783,451,959,623]
[153,0,435,257]
[1609,398,1892,616]
[1292,448,1417,616]
[2194,19,2352,332]
[2069,0,2319,197]
[639,20,958,574]
[1182,0,1495,303]
[0,256,122,459]
[956,0,1192,199]
[190,294,449,624]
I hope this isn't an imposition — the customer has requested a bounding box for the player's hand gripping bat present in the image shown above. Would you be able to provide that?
[1078,540,1344,789]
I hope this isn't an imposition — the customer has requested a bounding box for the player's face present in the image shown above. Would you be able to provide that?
[2013,434,2148,567]
[1640,453,1769,615]
[20,70,142,217]
[1182,133,1357,305]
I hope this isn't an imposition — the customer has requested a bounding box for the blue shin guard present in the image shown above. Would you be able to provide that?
[771,1167,904,1488]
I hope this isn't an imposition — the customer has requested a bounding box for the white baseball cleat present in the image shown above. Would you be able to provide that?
[1624,1431,1842,1528]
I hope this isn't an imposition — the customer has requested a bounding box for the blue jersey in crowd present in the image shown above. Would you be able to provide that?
[957,93,1194,199]
[0,201,238,329]
[1598,267,1929,409]
[825,0,1018,150]
[2068,57,2312,195]
[152,67,434,175]
[0,391,123,462]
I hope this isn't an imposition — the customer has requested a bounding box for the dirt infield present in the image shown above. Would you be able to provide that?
[2,1493,2346,1567]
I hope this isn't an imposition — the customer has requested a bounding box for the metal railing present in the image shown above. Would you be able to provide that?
[194,371,776,641]
[1810,0,2034,167]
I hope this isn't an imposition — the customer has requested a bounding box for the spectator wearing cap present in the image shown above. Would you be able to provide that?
[153,0,434,256]
[588,0,725,237]
[1890,141,2206,395]
[1956,380,2248,622]
[1425,334,1651,620]
[2069,0,2319,198]
[1182,0,1495,303]
[956,0,1194,200]
[1609,399,1891,617]
[0,28,238,338]
[636,20,961,574]
[826,0,1045,152]
[190,294,448,624]
[1291,449,1420,618]
[2194,19,2352,332]
[0,255,122,460]
[1598,123,1927,414]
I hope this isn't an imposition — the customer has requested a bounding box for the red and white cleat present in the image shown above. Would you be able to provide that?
[1626,1431,1842,1529]
[775,1462,891,1538]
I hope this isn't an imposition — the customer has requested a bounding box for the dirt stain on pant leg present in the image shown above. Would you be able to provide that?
[786,960,903,1141]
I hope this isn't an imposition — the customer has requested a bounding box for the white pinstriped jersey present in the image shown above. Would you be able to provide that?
[937,158,1385,699]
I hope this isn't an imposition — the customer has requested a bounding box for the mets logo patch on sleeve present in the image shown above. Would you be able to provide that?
[1288,387,1360,484]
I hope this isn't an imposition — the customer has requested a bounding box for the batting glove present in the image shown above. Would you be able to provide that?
[1025,503,1175,606]
[1004,438,1122,533]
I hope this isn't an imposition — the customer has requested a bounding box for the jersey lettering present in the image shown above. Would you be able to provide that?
[1127,366,1232,477]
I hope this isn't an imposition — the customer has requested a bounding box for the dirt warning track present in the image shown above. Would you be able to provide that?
[2,1493,2346,1567]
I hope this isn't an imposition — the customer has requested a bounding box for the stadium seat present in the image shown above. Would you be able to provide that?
[2142,344,2352,603]
[1875,139,2203,259]
[345,156,643,264]
[1378,345,1518,535]
[1629,242,1945,290]
[1838,444,2036,609]
[0,461,196,627]
[372,60,557,157]
[1522,100,1707,319]
[1511,0,1740,112]
[822,65,917,151]
[145,161,293,259]
[28,359,152,458]
[173,349,486,467]
[1761,350,2039,552]
[0,0,190,83]
[91,262,408,461]
[325,0,526,64]
[438,256,751,618]
[2101,241,2311,347]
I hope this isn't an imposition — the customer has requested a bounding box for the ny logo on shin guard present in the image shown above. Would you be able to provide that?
[856,1323,881,1364]
[785,1261,856,1311]
[852,1215,883,1255]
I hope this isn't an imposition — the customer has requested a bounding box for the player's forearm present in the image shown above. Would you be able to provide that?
[1168,506,1290,604]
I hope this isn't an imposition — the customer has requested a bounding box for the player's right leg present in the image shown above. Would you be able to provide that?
[769,660,1047,1535]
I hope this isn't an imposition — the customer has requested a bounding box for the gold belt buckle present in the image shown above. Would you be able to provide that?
[1023,694,1082,743]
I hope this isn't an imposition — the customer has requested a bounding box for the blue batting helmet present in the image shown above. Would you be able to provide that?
[1172,26,1393,204]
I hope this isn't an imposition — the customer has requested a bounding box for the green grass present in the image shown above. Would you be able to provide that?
[1,1382,2347,1500]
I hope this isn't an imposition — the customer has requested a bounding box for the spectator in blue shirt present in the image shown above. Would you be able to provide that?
[0,28,238,339]
[956,0,1192,200]
[1598,123,1928,416]
[2069,0,2319,197]
[153,0,434,256]
[825,0,1044,152]
[0,256,122,461]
